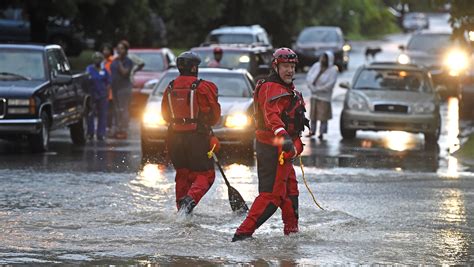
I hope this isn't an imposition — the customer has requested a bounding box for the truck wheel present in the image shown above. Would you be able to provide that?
[424,132,438,146]
[340,116,356,139]
[424,116,441,146]
[29,111,50,153]
[70,113,87,146]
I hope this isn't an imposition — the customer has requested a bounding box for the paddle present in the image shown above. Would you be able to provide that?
[210,152,249,213]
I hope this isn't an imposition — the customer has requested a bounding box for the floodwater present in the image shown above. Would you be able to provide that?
[0,12,473,265]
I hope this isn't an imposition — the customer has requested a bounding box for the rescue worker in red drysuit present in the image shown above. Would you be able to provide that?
[161,51,221,214]
[207,47,223,68]
[232,48,308,241]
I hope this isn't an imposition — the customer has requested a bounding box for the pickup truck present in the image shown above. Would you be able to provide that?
[0,44,90,152]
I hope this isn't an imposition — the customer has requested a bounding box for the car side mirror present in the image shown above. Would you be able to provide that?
[339,82,350,89]
[398,45,405,51]
[52,74,72,85]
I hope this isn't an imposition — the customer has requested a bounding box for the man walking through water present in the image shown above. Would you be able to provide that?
[232,48,307,241]
[161,52,221,215]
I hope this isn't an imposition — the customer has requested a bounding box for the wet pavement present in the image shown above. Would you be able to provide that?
[1,13,474,265]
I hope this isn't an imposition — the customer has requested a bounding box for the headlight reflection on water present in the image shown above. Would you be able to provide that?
[437,189,470,264]
[217,163,257,200]
[383,131,416,151]
[133,163,172,191]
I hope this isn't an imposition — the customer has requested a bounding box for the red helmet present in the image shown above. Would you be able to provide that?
[272,47,298,67]
[213,47,223,54]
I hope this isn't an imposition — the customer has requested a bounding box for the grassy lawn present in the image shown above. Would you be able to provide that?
[454,134,474,161]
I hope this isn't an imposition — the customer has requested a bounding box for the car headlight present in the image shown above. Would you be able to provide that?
[347,93,368,111]
[8,107,30,114]
[444,49,469,76]
[342,44,351,52]
[142,107,167,128]
[8,98,35,114]
[225,113,250,129]
[413,102,435,114]
[239,55,250,63]
[8,98,31,106]
[397,54,410,65]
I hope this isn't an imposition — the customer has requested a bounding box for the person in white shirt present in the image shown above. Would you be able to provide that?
[305,51,338,140]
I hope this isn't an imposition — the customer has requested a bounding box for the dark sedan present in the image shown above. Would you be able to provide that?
[293,26,350,72]
[141,68,255,158]
[397,31,472,98]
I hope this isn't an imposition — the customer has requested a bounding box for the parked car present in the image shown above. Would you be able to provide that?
[203,25,272,48]
[397,30,472,98]
[293,26,350,72]
[191,45,272,81]
[128,48,176,115]
[141,68,255,158]
[339,62,441,145]
[0,44,90,152]
[0,7,88,56]
[402,12,429,32]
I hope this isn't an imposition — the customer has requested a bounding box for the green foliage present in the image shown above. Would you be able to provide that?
[8,0,402,48]
[449,0,474,37]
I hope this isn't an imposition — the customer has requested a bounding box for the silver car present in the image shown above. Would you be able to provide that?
[340,62,441,145]
[140,68,255,158]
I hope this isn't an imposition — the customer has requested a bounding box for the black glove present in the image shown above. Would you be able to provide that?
[282,134,294,153]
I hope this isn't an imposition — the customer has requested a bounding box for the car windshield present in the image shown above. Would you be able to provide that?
[0,49,45,80]
[298,29,341,43]
[405,13,426,20]
[153,72,251,98]
[354,69,432,93]
[129,52,165,72]
[209,34,255,44]
[193,50,252,70]
[407,34,452,53]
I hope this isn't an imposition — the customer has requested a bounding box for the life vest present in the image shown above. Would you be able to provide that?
[253,79,309,136]
[166,79,202,132]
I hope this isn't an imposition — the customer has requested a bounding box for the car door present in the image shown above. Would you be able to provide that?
[46,48,73,127]
[164,49,176,69]
[54,49,80,125]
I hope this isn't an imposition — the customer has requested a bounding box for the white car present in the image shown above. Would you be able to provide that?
[141,68,256,158]
[340,62,441,145]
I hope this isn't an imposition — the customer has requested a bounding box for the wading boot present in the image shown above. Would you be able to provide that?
[231,233,252,242]
[178,195,196,215]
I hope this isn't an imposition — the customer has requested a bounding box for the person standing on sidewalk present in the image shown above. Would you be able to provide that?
[101,43,115,133]
[305,51,338,140]
[110,40,133,139]
[86,52,110,141]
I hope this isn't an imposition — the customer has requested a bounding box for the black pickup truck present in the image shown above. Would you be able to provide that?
[0,44,90,152]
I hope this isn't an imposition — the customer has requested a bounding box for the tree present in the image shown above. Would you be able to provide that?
[449,0,474,38]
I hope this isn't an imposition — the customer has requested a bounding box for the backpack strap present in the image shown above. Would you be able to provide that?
[267,92,292,102]
[166,80,176,119]
[191,79,202,90]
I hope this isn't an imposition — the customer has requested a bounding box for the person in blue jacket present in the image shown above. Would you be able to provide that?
[86,52,110,141]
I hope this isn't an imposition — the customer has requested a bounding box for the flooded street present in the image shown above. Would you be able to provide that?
[1,13,473,265]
